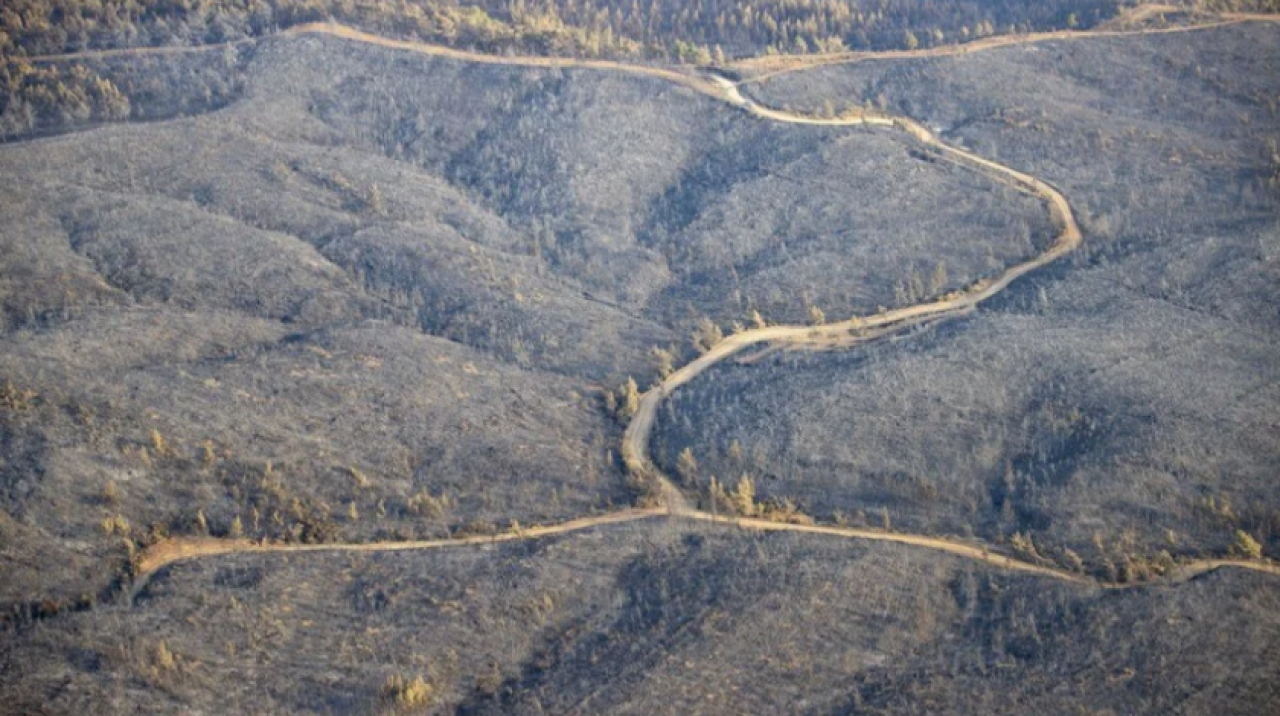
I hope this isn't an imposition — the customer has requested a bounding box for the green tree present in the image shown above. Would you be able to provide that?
[904,30,920,51]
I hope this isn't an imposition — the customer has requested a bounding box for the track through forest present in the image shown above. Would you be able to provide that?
[732,10,1280,84]
[19,7,1280,596]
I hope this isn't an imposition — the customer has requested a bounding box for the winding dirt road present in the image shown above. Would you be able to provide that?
[132,505,1280,597]
[20,10,1278,594]
[621,75,1081,488]
[730,11,1280,85]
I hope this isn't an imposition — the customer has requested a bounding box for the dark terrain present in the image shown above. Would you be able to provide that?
[5,520,1279,715]
[656,20,1280,572]
[1,29,1049,609]
[1,8,1279,716]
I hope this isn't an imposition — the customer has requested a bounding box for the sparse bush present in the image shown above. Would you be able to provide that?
[1063,548,1085,573]
[149,429,176,459]
[732,475,756,516]
[650,346,676,378]
[727,440,743,464]
[692,318,724,354]
[929,261,948,294]
[146,521,169,544]
[366,183,387,216]
[616,377,640,421]
[153,640,177,672]
[0,379,37,411]
[270,160,293,182]
[381,674,433,711]
[1230,530,1264,560]
[455,520,498,537]
[1197,494,1238,524]
[101,514,131,537]
[758,497,813,524]
[407,490,452,519]
[627,468,666,509]
[676,447,698,487]
[704,476,733,514]
[1010,531,1042,561]
[347,466,373,490]
[807,305,826,325]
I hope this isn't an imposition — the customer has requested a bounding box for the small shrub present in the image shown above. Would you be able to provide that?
[1062,548,1085,573]
[0,380,37,411]
[201,440,217,465]
[146,521,169,544]
[807,305,826,326]
[149,429,176,459]
[616,377,640,421]
[101,514,131,537]
[692,317,723,353]
[758,497,813,525]
[1010,531,1041,561]
[407,490,452,519]
[727,440,743,464]
[1231,530,1263,560]
[732,475,756,516]
[627,468,666,509]
[153,641,177,671]
[455,520,497,537]
[675,447,698,487]
[347,465,372,489]
[366,183,387,216]
[650,346,676,378]
[381,674,433,710]
[704,476,733,515]
[930,260,948,294]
